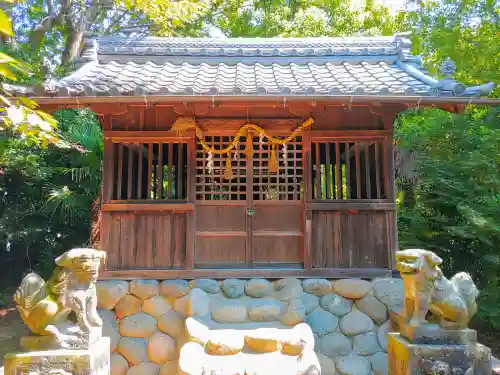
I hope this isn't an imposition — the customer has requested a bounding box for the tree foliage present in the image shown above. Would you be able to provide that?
[10,0,150,76]
[395,107,500,328]
[0,108,102,302]
[0,1,64,146]
[407,0,500,96]
[136,0,408,37]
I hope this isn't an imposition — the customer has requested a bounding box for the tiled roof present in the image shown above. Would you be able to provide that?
[12,35,495,98]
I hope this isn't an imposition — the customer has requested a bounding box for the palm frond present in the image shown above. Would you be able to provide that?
[42,186,88,224]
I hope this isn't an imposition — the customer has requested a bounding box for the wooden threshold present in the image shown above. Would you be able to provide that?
[99,268,393,280]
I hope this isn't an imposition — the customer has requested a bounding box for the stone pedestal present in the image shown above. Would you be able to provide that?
[3,337,110,375]
[388,332,491,375]
[389,311,478,345]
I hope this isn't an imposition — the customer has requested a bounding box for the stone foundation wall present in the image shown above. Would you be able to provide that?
[96,277,403,375]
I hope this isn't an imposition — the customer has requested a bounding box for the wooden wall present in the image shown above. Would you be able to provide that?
[96,100,399,279]
[311,210,394,269]
[101,210,189,270]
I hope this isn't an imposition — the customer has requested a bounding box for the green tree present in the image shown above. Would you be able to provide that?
[10,0,150,76]
[407,0,500,97]
[0,108,102,303]
[0,1,62,146]
[130,0,408,37]
[395,106,500,328]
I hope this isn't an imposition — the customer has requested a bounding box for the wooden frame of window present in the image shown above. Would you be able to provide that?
[302,131,396,272]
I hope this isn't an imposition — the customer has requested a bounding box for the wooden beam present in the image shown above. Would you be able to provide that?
[304,210,312,269]
[99,267,393,280]
[185,136,197,270]
[384,135,395,201]
[355,143,361,199]
[127,148,133,200]
[335,142,341,199]
[325,142,331,200]
[345,142,351,199]
[89,104,128,116]
[137,147,143,199]
[33,96,500,107]
[147,143,153,199]
[307,201,396,211]
[102,203,194,212]
[117,144,124,200]
[309,130,390,139]
[157,143,164,199]
[102,139,114,202]
[104,131,194,142]
[315,143,321,200]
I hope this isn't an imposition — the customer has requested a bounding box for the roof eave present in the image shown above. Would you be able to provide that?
[29,94,500,106]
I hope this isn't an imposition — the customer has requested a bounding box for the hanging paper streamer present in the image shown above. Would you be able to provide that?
[259,133,264,150]
[269,144,279,173]
[223,154,234,180]
[207,152,214,176]
[282,144,288,164]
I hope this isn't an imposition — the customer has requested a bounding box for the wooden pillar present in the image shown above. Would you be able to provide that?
[102,115,114,203]
[302,131,312,269]
[100,115,114,270]
[185,133,196,270]
[381,111,399,270]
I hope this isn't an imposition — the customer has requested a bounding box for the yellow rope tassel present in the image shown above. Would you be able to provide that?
[245,130,253,158]
[223,154,234,180]
[171,117,197,136]
[269,144,279,173]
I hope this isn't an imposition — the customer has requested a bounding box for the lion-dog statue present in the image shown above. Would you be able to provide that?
[14,248,106,349]
[395,249,479,328]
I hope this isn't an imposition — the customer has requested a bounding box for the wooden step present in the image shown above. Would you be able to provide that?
[184,317,314,356]
[179,341,321,375]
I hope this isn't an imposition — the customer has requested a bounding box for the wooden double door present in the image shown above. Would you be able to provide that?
[194,135,305,268]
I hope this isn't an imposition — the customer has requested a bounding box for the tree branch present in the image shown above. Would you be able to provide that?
[46,0,54,17]
[29,0,73,50]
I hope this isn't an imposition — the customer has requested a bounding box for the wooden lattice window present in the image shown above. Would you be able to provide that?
[311,140,386,200]
[196,136,303,201]
[196,136,248,201]
[111,142,188,201]
[252,136,303,201]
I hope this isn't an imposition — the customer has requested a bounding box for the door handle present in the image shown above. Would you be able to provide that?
[246,208,255,216]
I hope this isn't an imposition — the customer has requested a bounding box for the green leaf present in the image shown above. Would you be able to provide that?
[0,63,17,80]
[36,110,58,128]
[0,52,19,65]
[18,97,39,109]
[0,9,13,37]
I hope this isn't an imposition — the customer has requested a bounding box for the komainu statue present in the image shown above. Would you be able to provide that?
[395,249,479,328]
[14,248,106,349]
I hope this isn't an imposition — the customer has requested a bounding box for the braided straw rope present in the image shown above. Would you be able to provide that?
[171,117,314,154]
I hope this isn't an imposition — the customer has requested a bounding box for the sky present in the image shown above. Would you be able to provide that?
[352,0,407,12]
